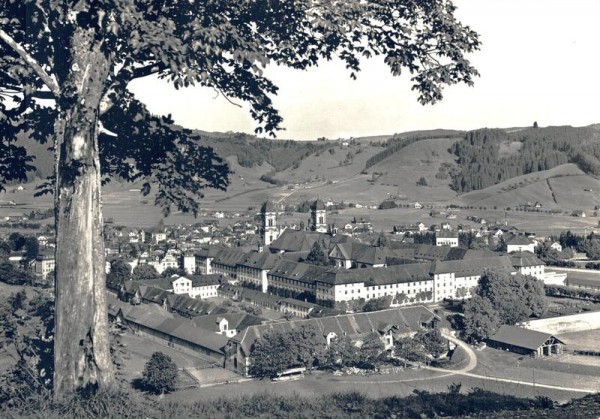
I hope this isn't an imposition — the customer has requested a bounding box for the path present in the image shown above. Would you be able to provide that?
[441,331,477,373]
[341,332,597,394]
[427,332,598,394]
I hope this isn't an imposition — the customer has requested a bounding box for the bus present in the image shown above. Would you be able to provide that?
[271,367,307,382]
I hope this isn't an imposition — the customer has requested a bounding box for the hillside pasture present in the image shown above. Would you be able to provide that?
[457,164,600,210]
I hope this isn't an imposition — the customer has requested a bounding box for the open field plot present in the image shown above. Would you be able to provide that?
[116,331,220,384]
[163,367,587,405]
[455,164,600,209]
[557,329,600,352]
[472,346,600,392]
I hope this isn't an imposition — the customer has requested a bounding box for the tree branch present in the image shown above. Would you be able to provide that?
[0,28,60,97]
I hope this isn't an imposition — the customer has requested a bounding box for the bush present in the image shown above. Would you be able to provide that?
[416,177,428,186]
[378,200,397,210]
[140,352,178,394]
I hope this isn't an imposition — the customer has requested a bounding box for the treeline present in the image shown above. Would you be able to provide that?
[364,131,463,170]
[545,284,600,303]
[556,231,600,259]
[203,132,329,171]
[450,126,600,192]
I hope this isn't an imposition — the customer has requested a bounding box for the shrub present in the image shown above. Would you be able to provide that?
[141,352,178,394]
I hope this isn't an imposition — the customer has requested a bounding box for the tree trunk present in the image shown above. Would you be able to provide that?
[53,27,114,397]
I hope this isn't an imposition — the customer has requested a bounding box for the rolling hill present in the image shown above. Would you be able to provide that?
[4,124,600,227]
[456,163,600,210]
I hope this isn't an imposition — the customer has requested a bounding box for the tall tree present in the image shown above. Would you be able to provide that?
[1,0,479,396]
[306,241,330,267]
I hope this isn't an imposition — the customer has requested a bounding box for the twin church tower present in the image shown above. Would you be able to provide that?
[260,199,327,246]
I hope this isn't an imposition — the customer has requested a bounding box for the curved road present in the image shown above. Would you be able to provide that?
[338,332,597,394]
[428,332,597,394]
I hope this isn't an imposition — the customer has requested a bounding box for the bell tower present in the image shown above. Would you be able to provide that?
[261,200,278,246]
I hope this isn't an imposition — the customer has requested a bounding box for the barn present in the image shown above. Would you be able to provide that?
[488,325,565,358]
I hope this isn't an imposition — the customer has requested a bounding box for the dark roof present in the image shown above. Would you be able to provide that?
[489,325,563,351]
[506,235,535,246]
[270,230,329,253]
[190,274,222,287]
[167,294,224,317]
[510,251,544,268]
[232,305,440,355]
[194,246,226,259]
[133,315,229,355]
[141,286,170,304]
[317,263,432,286]
[212,249,248,267]
[310,199,325,210]
[444,248,498,261]
[436,230,458,239]
[261,200,276,213]
[138,277,176,291]
[191,313,265,332]
[279,297,319,310]
[430,256,514,276]
[238,251,281,270]
[268,260,329,284]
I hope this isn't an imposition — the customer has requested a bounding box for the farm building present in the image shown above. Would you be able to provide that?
[227,305,440,375]
[488,325,565,358]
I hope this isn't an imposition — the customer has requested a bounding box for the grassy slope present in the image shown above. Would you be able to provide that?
[457,163,600,210]
[4,127,600,227]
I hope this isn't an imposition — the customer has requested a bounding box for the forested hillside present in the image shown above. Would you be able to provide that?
[15,129,330,182]
[364,129,464,169]
[199,131,330,172]
[450,126,600,192]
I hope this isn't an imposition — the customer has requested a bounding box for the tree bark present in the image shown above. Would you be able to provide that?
[53,27,114,397]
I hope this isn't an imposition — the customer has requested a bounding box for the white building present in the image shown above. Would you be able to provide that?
[435,231,459,248]
[506,235,537,254]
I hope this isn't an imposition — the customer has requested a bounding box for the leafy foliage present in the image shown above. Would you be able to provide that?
[450,127,600,192]
[249,324,325,377]
[362,295,392,312]
[0,261,37,286]
[141,352,178,394]
[0,385,577,419]
[0,290,54,408]
[364,130,463,170]
[1,0,480,194]
[1,0,480,395]
[462,271,547,341]
[131,264,159,281]
[305,241,330,267]
[107,260,132,286]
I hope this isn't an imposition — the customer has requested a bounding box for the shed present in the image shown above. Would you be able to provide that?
[488,325,564,358]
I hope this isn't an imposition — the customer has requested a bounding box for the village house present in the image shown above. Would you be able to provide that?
[189,274,221,299]
[435,230,459,247]
[34,253,55,280]
[505,234,537,253]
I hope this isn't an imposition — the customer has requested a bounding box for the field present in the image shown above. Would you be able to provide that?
[2,129,600,236]
[164,364,589,406]
[457,164,600,211]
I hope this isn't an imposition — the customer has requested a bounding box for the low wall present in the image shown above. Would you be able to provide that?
[519,311,600,334]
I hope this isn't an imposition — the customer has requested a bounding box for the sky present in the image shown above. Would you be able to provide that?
[129,0,600,141]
